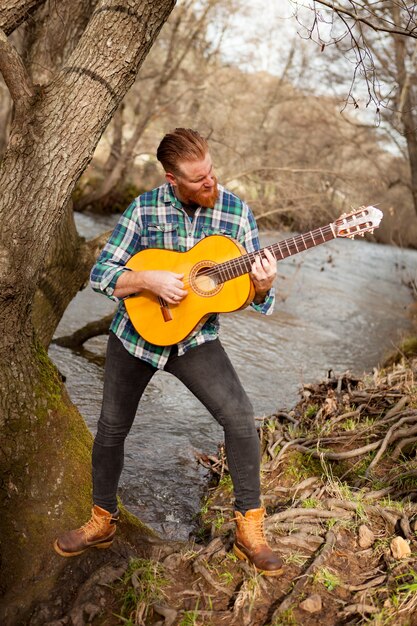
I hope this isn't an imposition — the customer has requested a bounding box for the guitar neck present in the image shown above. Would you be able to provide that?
[217,223,336,282]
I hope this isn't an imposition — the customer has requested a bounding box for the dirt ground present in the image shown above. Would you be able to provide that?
[27,357,417,626]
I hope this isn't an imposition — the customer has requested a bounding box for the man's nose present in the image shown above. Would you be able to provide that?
[203,174,215,187]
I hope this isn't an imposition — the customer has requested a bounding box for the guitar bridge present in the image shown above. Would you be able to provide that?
[158,297,173,322]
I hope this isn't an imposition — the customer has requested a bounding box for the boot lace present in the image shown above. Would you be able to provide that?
[80,512,107,538]
[233,514,268,545]
[247,519,267,545]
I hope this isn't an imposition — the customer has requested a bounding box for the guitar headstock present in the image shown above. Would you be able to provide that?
[334,206,383,239]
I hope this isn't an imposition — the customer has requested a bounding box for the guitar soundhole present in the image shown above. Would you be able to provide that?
[190,261,223,297]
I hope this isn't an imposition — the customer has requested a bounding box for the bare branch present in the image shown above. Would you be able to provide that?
[0,0,47,36]
[0,28,34,118]
[312,0,417,39]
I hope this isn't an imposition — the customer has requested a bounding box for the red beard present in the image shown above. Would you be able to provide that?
[177,179,219,209]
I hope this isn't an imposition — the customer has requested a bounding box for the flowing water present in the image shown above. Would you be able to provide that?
[49,213,417,539]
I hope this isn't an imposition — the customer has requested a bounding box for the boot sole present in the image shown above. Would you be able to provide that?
[233,543,284,577]
[53,539,114,557]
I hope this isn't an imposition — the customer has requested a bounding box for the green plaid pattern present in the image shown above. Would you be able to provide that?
[90,183,275,369]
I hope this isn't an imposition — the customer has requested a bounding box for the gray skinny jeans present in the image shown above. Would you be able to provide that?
[92,332,261,515]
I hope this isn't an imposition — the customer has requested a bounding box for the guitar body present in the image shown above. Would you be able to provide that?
[124,234,255,346]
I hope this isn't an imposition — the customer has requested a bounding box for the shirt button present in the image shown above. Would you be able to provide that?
[106,287,113,295]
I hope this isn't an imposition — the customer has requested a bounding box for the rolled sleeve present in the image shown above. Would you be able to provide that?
[90,199,141,302]
[90,264,131,302]
[250,287,275,315]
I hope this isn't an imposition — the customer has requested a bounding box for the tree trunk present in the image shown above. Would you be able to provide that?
[395,39,417,216]
[0,0,175,620]
[391,5,417,216]
[32,199,111,348]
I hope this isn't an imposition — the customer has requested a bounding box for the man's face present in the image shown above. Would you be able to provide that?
[167,152,218,208]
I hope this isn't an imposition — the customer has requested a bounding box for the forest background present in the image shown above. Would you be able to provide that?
[1,1,417,624]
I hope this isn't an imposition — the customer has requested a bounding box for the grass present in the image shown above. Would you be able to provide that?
[213,511,225,530]
[379,496,406,513]
[270,607,297,625]
[218,474,233,493]
[313,567,341,591]
[341,417,358,431]
[284,450,325,482]
[117,557,168,624]
[283,552,310,566]
[394,569,417,611]
[178,603,200,626]
[219,571,234,585]
[304,404,319,419]
[301,497,320,509]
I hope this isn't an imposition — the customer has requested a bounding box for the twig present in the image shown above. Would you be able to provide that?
[312,0,417,39]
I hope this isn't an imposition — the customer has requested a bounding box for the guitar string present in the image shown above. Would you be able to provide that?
[177,224,336,290]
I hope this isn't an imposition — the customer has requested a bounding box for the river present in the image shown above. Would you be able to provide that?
[49,212,417,539]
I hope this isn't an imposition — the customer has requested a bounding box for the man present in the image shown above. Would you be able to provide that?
[54,128,283,576]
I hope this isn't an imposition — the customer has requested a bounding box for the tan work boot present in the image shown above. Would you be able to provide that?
[54,505,118,557]
[233,507,284,576]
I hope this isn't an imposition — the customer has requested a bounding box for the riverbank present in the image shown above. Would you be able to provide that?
[26,352,417,626]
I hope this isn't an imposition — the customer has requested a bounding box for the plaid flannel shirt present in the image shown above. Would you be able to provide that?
[90,183,275,369]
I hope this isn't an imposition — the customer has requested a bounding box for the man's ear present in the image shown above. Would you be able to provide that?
[165,171,176,186]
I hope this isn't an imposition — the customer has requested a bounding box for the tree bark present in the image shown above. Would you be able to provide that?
[391,8,417,215]
[0,0,176,620]
[32,200,112,348]
[0,0,47,36]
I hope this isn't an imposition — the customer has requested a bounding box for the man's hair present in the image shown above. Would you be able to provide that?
[156,128,208,175]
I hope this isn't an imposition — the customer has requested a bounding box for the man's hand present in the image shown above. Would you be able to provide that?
[114,270,187,304]
[250,248,276,304]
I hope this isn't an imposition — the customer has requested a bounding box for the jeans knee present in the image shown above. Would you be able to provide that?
[95,419,130,446]
[221,410,257,438]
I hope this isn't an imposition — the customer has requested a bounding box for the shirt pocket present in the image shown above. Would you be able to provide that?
[142,223,179,250]
[201,227,234,239]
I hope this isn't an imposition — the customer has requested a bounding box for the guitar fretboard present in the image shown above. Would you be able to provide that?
[212,224,335,284]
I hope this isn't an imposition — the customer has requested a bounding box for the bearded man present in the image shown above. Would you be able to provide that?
[54,128,283,576]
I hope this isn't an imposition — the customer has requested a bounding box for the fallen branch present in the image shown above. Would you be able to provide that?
[341,603,379,616]
[366,415,417,475]
[392,436,417,460]
[340,574,386,592]
[292,440,381,460]
[192,561,231,595]
[267,507,352,526]
[53,312,115,348]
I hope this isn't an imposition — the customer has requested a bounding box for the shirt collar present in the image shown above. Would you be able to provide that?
[163,183,183,210]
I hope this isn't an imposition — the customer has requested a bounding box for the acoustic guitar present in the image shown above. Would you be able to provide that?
[124,206,383,346]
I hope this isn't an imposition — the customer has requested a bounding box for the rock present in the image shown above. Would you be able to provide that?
[358,524,375,549]
[390,536,411,559]
[299,594,322,613]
